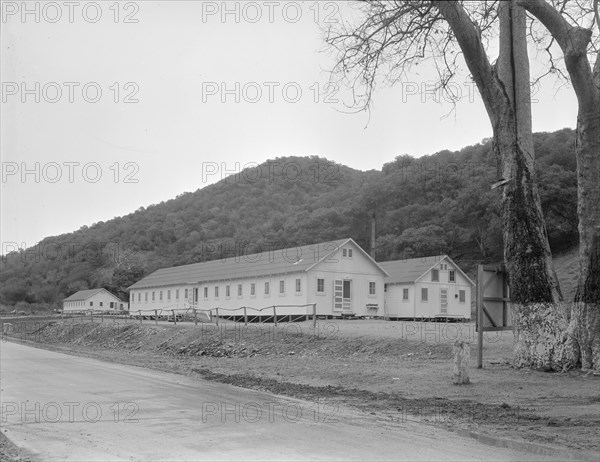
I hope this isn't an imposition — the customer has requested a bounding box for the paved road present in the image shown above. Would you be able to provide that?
[1,341,560,461]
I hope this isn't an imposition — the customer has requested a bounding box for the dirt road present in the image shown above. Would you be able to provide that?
[0,341,569,461]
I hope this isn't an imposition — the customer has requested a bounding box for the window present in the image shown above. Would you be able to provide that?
[348,249,353,257]
[251,283,256,296]
[176,289,179,300]
[204,287,208,299]
[110,302,114,308]
[99,302,103,307]
[160,291,163,301]
[145,292,148,302]
[403,288,409,300]
[459,290,466,303]
[194,288,199,303]
[264,282,270,295]
[185,288,188,299]
[342,249,347,257]
[152,291,155,301]
[421,288,428,301]
[279,280,285,294]
[214,286,219,298]
[138,293,141,302]
[226,285,230,297]
[369,282,376,295]
[317,278,325,293]
[238,284,242,296]
[295,279,301,293]
[449,270,456,283]
[432,269,439,282]
[167,290,171,300]
[90,301,93,306]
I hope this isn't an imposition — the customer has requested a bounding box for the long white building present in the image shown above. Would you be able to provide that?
[128,238,388,319]
[63,288,128,312]
[128,239,474,321]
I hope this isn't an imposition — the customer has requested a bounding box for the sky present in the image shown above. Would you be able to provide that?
[1,1,578,250]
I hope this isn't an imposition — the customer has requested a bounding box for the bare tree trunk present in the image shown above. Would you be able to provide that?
[572,55,600,371]
[437,0,564,369]
[496,0,566,370]
[518,0,600,372]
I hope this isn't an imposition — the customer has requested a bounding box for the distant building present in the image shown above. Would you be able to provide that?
[62,288,127,312]
[128,238,388,319]
[380,255,474,320]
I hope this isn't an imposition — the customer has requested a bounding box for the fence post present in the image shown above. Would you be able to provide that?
[244,307,248,326]
[155,310,158,325]
[101,312,104,323]
[273,306,277,326]
[90,311,93,323]
[139,310,142,324]
[477,265,484,369]
[172,310,177,325]
[215,308,219,326]
[194,309,198,326]
[313,303,317,329]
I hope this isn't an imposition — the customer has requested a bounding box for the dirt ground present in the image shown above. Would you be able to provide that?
[0,431,36,462]
[2,317,599,459]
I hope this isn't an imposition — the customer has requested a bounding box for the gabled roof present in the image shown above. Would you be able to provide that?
[63,288,110,302]
[379,255,475,286]
[128,238,385,290]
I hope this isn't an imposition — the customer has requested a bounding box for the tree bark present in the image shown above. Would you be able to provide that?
[518,0,600,371]
[436,0,564,369]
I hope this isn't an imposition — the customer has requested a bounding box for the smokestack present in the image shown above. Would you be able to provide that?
[371,211,376,259]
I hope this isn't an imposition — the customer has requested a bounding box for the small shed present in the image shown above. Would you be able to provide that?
[380,255,474,320]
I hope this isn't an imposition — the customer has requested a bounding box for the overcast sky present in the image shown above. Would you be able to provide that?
[1,1,577,250]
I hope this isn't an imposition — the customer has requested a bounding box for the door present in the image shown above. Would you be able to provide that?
[440,289,448,314]
[334,280,352,313]
[342,280,352,312]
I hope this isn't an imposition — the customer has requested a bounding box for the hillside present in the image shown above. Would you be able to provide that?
[0,128,579,310]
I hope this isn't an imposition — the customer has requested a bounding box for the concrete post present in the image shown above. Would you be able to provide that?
[453,341,470,385]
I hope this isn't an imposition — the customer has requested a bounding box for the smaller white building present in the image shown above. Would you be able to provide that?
[62,288,127,312]
[380,255,474,320]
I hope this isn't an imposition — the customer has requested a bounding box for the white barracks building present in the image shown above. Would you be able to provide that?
[128,238,473,321]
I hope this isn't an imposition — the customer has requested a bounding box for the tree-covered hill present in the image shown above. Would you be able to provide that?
[0,128,578,310]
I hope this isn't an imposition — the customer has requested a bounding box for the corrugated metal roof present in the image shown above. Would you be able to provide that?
[63,288,105,302]
[379,256,447,284]
[129,238,356,290]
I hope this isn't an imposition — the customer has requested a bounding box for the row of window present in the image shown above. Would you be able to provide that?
[431,268,455,283]
[131,277,378,303]
[74,301,122,308]
[400,287,466,303]
[203,278,304,299]
[131,279,306,304]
